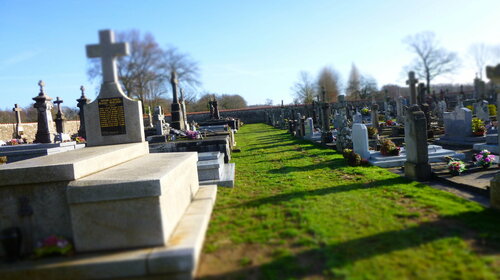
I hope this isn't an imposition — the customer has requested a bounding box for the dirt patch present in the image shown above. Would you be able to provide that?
[196,243,272,279]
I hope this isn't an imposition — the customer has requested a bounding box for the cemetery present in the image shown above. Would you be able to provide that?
[0,12,499,280]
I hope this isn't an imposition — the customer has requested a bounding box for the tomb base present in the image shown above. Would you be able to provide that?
[404,161,431,181]
[490,174,500,210]
[0,185,217,280]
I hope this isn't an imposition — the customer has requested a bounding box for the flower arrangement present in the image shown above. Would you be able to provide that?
[386,119,396,126]
[34,235,73,258]
[473,149,495,168]
[185,130,200,140]
[380,139,400,156]
[73,136,86,143]
[367,127,378,139]
[447,159,466,176]
[488,104,496,116]
[471,118,485,136]
[6,139,23,145]
[360,107,370,116]
[342,148,361,166]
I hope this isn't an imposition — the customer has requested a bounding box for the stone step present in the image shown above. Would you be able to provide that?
[0,142,149,186]
[67,152,199,252]
[200,163,235,188]
[197,152,224,181]
[0,185,217,280]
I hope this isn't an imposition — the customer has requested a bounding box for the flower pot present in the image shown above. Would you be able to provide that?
[450,170,461,176]
[473,131,485,136]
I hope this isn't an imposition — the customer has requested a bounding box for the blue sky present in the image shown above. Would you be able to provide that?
[1,0,500,109]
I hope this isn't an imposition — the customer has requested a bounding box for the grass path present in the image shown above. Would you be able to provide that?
[196,123,500,280]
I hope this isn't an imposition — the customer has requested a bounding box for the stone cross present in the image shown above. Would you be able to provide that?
[12,104,23,138]
[86,30,129,83]
[406,71,418,105]
[53,97,65,134]
[170,71,185,130]
[180,88,189,129]
[12,104,22,125]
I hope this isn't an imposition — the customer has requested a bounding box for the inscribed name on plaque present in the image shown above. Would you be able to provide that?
[98,97,126,136]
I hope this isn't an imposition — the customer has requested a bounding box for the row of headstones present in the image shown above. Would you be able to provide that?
[11,82,91,143]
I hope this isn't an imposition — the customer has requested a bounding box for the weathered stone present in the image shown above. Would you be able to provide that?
[404,105,431,181]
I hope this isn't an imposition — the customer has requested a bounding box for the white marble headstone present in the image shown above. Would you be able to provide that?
[352,124,370,160]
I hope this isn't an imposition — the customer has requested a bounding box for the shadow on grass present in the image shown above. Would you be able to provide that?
[236,177,407,209]
[199,208,500,280]
[267,158,346,174]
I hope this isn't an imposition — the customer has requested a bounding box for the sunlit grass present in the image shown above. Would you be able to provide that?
[200,123,500,280]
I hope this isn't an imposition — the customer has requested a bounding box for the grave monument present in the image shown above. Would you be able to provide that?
[33,80,55,143]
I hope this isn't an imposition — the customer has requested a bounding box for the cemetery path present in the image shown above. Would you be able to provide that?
[196,124,500,280]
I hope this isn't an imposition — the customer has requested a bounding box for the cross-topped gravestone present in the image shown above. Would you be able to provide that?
[406,71,418,105]
[54,97,65,134]
[12,104,23,138]
[33,80,55,143]
[76,85,91,138]
[170,71,186,130]
[86,30,129,83]
[83,30,144,146]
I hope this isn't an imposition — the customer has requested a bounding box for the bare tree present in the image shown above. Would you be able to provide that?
[346,64,361,101]
[359,75,378,100]
[161,46,201,102]
[317,66,341,102]
[404,31,460,92]
[292,71,316,104]
[468,43,491,79]
[86,30,201,107]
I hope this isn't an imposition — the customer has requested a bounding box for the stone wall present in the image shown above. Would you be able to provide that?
[0,120,80,143]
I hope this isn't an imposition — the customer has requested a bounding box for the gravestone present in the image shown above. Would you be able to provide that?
[153,105,166,135]
[76,86,90,139]
[353,111,362,123]
[474,77,486,100]
[406,71,418,105]
[437,99,447,125]
[352,123,370,159]
[371,103,379,130]
[396,96,404,123]
[304,117,314,139]
[180,88,189,130]
[144,106,154,128]
[84,29,145,146]
[53,97,65,134]
[12,104,23,139]
[170,71,186,130]
[474,100,490,122]
[443,107,472,139]
[404,105,431,181]
[33,80,55,143]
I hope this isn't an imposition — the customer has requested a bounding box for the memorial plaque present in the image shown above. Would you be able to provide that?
[98,97,126,136]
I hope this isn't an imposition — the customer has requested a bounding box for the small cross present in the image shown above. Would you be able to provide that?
[54,96,63,107]
[13,104,22,113]
[38,80,45,95]
[406,71,418,87]
[80,85,86,97]
[86,30,129,83]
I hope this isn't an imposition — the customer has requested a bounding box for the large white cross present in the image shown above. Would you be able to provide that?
[86,30,129,83]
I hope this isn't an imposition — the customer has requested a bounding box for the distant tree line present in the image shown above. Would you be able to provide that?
[292,31,500,104]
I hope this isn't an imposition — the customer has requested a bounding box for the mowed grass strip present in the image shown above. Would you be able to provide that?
[197,123,500,280]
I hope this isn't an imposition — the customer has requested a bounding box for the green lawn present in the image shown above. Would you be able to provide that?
[197,123,500,280]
